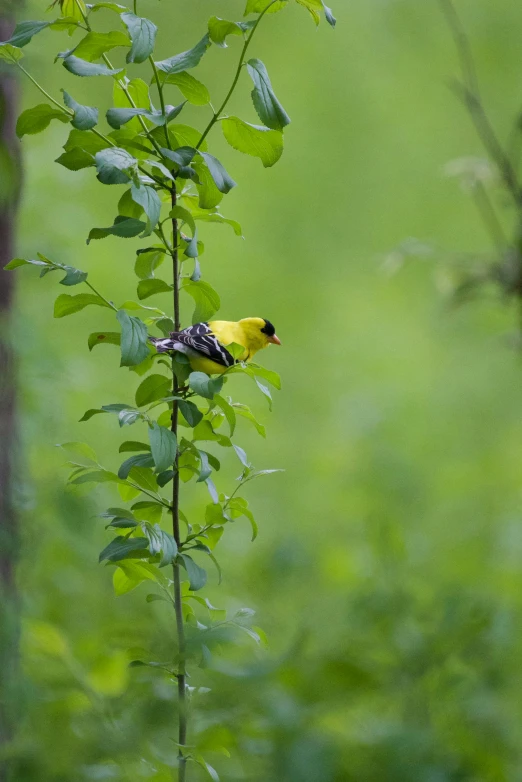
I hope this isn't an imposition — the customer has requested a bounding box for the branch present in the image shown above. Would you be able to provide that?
[196,0,279,150]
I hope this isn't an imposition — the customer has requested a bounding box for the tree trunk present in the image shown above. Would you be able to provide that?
[0,11,21,782]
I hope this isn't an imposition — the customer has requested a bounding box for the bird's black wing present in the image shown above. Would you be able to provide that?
[151,322,234,368]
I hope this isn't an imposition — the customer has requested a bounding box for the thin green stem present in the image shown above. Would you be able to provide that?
[150,55,172,150]
[16,64,72,116]
[126,482,171,507]
[196,0,278,150]
[84,281,118,311]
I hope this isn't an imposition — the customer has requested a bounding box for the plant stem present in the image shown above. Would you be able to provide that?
[16,64,72,116]
[84,280,118,311]
[196,0,278,150]
[150,56,172,150]
[169,184,187,780]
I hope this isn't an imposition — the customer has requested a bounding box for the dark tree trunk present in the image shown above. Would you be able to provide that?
[0,11,21,782]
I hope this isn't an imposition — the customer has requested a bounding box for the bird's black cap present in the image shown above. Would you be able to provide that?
[261,319,276,337]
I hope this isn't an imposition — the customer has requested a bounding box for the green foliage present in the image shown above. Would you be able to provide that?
[4,1,333,778]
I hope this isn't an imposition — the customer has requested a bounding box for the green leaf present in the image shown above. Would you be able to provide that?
[233,444,250,468]
[64,128,109,155]
[0,44,24,64]
[188,372,224,401]
[88,216,146,243]
[244,0,288,13]
[197,450,212,482]
[113,77,150,133]
[95,147,138,185]
[178,400,203,427]
[137,278,172,300]
[157,469,174,487]
[121,12,157,63]
[183,200,242,236]
[233,402,266,437]
[57,440,98,465]
[321,0,336,26]
[117,310,150,366]
[199,152,236,194]
[99,535,149,563]
[70,469,120,485]
[128,466,159,493]
[16,104,69,138]
[63,55,124,77]
[179,553,207,591]
[155,34,211,75]
[134,247,166,279]
[198,758,221,782]
[118,188,143,219]
[160,71,210,106]
[132,500,163,524]
[62,90,98,131]
[54,293,110,318]
[191,160,222,210]
[131,183,161,235]
[89,2,127,12]
[118,453,155,479]
[106,106,166,129]
[149,422,177,473]
[4,257,43,271]
[213,395,236,436]
[113,561,160,596]
[153,123,207,152]
[246,59,290,131]
[55,147,95,170]
[49,17,80,35]
[87,332,120,354]
[250,364,281,389]
[107,518,138,529]
[221,116,283,168]
[295,0,322,24]
[61,0,88,21]
[72,30,130,61]
[119,441,151,454]
[141,522,177,567]
[3,20,49,48]
[255,378,272,409]
[207,17,254,47]
[182,280,220,323]
[135,374,171,407]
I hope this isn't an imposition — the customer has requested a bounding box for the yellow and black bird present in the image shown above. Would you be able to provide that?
[150,317,281,375]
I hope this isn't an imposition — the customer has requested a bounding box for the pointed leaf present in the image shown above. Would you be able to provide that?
[199,152,236,194]
[63,55,124,77]
[62,90,98,130]
[221,116,283,167]
[117,310,150,366]
[135,373,171,407]
[179,553,207,591]
[121,12,157,63]
[16,104,69,138]
[148,422,177,473]
[155,34,211,75]
[54,293,110,318]
[246,58,290,130]
[2,20,49,48]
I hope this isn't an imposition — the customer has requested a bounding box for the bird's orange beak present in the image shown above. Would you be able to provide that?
[268,334,282,345]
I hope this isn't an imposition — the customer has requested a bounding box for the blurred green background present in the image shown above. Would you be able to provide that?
[6,0,522,779]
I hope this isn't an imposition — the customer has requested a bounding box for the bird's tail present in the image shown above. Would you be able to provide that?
[148,335,179,354]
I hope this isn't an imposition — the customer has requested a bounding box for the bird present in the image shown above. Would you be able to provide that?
[150,317,281,376]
